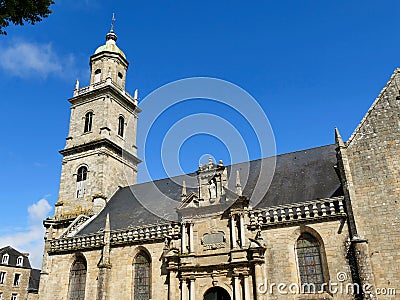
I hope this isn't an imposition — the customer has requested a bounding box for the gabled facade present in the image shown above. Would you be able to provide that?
[0,246,40,300]
[38,26,399,300]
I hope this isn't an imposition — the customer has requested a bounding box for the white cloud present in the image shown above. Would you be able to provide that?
[0,41,76,79]
[0,198,53,269]
[28,199,52,221]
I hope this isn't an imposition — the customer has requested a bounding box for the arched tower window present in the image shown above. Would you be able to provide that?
[296,233,326,292]
[76,166,88,198]
[117,72,123,86]
[94,69,101,83]
[84,112,93,133]
[118,116,125,137]
[133,252,151,300]
[68,255,87,300]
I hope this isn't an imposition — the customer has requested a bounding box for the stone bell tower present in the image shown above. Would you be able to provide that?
[53,26,141,221]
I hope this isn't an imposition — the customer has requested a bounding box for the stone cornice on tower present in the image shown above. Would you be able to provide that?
[71,78,140,113]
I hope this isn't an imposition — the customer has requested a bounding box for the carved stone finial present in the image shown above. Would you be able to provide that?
[75,79,79,90]
[236,169,242,196]
[133,89,139,100]
[181,181,187,200]
[335,127,345,148]
[105,213,110,232]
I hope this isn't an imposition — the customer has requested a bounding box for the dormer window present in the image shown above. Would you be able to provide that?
[118,116,125,137]
[76,166,88,198]
[16,256,23,267]
[94,69,101,83]
[1,254,9,265]
[84,112,93,133]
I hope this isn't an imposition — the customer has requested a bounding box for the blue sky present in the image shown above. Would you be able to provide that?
[1,1,400,268]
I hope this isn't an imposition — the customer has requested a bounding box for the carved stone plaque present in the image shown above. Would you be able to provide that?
[202,232,226,250]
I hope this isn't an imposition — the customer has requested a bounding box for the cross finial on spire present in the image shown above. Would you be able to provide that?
[111,13,116,32]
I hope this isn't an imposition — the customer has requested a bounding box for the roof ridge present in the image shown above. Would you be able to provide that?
[347,68,400,145]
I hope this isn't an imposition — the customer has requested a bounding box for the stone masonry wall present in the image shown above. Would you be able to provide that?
[0,266,31,300]
[259,220,353,300]
[345,69,400,299]
[42,242,166,300]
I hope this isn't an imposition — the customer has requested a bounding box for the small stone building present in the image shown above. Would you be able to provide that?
[38,27,399,300]
[0,246,40,300]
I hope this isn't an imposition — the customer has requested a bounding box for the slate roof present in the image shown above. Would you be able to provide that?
[28,269,41,293]
[0,246,31,268]
[78,144,342,235]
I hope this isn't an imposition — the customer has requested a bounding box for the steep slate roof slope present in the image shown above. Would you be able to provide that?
[0,246,32,268]
[78,144,341,235]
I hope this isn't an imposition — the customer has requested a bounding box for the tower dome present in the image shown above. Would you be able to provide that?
[94,29,126,60]
[89,18,129,89]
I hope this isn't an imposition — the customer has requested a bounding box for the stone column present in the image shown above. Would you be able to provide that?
[169,271,177,300]
[239,214,245,247]
[233,275,241,300]
[189,278,195,300]
[181,279,188,300]
[231,215,237,249]
[189,223,194,254]
[254,264,263,300]
[243,275,250,300]
[181,223,187,254]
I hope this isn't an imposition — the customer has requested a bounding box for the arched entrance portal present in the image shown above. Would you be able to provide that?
[203,287,231,300]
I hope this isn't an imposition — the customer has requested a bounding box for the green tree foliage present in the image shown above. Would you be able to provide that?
[0,0,54,34]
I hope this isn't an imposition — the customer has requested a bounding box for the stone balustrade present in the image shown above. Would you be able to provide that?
[248,196,346,229]
[73,80,137,105]
[49,222,180,253]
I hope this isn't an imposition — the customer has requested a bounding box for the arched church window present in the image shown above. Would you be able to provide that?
[84,112,93,133]
[118,116,125,137]
[68,255,87,300]
[296,233,326,292]
[94,69,101,83]
[133,252,151,300]
[76,166,88,198]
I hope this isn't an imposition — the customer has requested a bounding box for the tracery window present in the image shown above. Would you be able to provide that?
[133,252,151,300]
[118,116,125,137]
[296,233,325,292]
[84,112,93,133]
[76,166,88,198]
[68,256,87,300]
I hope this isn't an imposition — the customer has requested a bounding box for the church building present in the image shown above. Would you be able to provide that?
[38,26,400,300]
